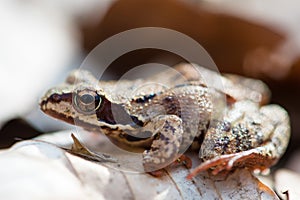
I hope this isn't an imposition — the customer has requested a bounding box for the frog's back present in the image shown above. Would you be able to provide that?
[127,84,213,126]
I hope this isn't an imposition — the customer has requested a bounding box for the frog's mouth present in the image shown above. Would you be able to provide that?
[40,89,155,150]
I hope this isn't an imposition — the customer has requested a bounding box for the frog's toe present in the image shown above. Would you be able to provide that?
[142,146,179,172]
[144,154,192,177]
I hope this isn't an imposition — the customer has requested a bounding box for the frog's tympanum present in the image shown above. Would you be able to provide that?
[40,64,290,178]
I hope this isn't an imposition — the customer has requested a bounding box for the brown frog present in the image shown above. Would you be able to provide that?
[40,64,290,177]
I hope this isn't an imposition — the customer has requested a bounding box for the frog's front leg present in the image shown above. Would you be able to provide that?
[187,101,290,179]
[142,115,183,173]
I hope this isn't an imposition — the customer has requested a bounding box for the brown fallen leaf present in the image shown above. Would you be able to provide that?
[0,130,280,199]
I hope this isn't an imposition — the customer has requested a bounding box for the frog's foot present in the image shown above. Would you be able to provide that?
[147,155,192,177]
[142,115,183,173]
[187,149,270,179]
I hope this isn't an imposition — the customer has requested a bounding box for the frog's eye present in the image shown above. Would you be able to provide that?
[74,90,102,114]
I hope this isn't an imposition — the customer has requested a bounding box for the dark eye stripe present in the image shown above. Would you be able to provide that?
[48,93,72,103]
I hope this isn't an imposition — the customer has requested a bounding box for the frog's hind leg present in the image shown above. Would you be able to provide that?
[142,115,184,173]
[187,148,272,179]
[187,101,290,179]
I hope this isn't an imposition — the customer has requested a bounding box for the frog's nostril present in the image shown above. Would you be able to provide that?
[50,94,61,102]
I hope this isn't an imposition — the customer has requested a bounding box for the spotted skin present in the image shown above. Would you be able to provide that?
[40,64,290,177]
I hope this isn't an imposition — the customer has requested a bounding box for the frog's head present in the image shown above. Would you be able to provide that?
[40,83,103,130]
[40,72,141,132]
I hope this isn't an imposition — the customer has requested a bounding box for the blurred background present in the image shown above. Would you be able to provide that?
[1,0,300,173]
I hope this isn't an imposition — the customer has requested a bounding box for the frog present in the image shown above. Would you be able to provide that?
[40,63,290,178]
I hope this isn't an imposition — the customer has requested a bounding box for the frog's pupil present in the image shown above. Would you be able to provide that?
[80,94,94,104]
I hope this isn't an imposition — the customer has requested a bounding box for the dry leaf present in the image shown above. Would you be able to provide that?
[0,131,279,199]
[275,169,300,200]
